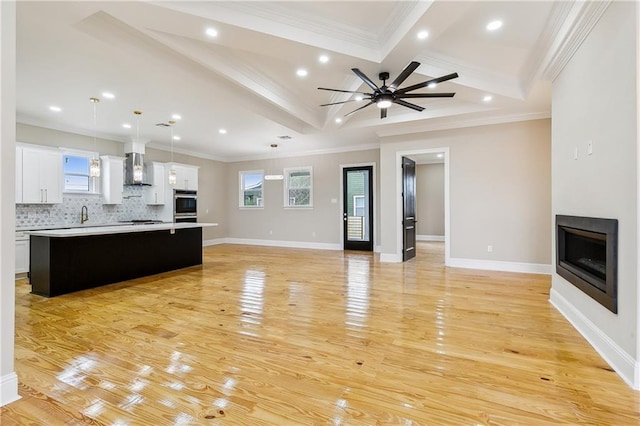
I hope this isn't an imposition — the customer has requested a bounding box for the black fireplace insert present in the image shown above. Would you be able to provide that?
[556,215,618,313]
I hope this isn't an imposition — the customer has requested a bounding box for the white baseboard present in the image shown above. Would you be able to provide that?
[380,253,402,263]
[203,238,227,247]
[224,238,341,251]
[417,235,445,242]
[550,288,639,390]
[447,257,551,274]
[1,372,20,407]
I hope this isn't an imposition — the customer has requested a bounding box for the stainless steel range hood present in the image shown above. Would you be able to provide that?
[124,139,151,186]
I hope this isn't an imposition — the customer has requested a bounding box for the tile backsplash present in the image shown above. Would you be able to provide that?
[16,186,163,229]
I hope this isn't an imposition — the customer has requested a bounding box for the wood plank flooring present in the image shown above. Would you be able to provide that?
[3,242,639,425]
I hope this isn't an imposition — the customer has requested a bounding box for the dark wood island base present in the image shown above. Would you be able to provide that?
[30,227,203,297]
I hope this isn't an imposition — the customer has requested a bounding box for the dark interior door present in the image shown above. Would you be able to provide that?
[402,157,416,261]
[343,166,373,251]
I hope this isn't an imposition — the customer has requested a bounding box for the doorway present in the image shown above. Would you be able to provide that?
[343,166,374,251]
[393,148,450,265]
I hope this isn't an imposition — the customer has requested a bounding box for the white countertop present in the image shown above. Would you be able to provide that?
[27,222,218,238]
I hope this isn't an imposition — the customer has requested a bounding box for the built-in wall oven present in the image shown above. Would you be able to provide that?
[174,190,197,223]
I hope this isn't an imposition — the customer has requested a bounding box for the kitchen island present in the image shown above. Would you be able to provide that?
[29,222,217,297]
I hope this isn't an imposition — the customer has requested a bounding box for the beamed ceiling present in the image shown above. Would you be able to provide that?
[16,1,608,161]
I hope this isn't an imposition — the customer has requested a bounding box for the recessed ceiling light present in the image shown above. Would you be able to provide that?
[319,55,329,64]
[437,153,444,158]
[206,27,218,37]
[219,129,227,134]
[172,114,182,120]
[102,92,115,99]
[486,20,503,31]
[417,30,429,40]
[355,95,364,101]
[122,123,132,129]
[296,68,308,77]
[428,82,437,89]
[173,135,181,141]
[483,95,493,102]
[335,118,342,123]
[49,106,62,112]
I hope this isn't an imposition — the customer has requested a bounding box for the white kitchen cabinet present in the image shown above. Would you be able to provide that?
[168,163,198,191]
[15,146,23,203]
[15,231,29,275]
[20,146,63,204]
[101,155,125,204]
[145,162,166,205]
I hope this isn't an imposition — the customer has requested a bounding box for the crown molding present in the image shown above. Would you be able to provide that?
[539,0,611,81]
[376,111,551,140]
[226,142,381,164]
[519,1,574,95]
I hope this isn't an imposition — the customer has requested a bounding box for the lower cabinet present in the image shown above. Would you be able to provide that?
[15,232,29,275]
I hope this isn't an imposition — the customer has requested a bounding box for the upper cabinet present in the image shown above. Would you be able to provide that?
[168,163,198,191]
[145,162,166,205]
[19,145,63,204]
[100,156,125,205]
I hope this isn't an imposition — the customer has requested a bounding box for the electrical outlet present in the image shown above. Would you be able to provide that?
[312,231,316,237]
[269,230,273,235]
[574,147,578,160]
[487,245,493,253]
[587,140,593,155]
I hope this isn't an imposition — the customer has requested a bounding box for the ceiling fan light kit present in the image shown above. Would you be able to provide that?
[318,61,458,119]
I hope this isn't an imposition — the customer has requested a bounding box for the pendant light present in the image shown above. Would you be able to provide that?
[168,120,177,186]
[132,110,144,184]
[89,97,101,178]
[264,143,284,180]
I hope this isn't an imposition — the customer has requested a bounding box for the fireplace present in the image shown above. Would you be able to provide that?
[556,215,618,313]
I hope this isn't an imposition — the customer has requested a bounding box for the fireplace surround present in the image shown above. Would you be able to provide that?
[556,215,618,314]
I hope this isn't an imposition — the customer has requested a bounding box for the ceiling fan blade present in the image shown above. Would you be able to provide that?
[318,87,372,95]
[344,101,375,117]
[389,61,420,91]
[320,99,363,107]
[352,68,379,91]
[396,72,459,94]
[397,92,456,99]
[381,108,388,119]
[395,99,425,112]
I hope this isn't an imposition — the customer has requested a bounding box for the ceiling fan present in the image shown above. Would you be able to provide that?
[318,61,458,119]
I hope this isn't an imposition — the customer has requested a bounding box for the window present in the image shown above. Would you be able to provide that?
[240,170,264,207]
[63,153,97,193]
[353,195,365,217]
[284,167,312,207]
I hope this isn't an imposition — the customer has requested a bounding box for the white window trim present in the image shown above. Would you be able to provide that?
[62,149,100,195]
[239,169,264,209]
[283,166,313,208]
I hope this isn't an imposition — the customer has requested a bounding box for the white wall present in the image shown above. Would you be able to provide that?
[380,119,551,269]
[416,163,444,237]
[1,0,19,406]
[226,149,380,248]
[550,1,638,388]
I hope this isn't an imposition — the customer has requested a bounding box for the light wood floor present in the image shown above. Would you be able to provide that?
[3,242,639,425]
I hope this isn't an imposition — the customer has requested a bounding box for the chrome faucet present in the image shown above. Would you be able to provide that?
[81,205,89,224]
